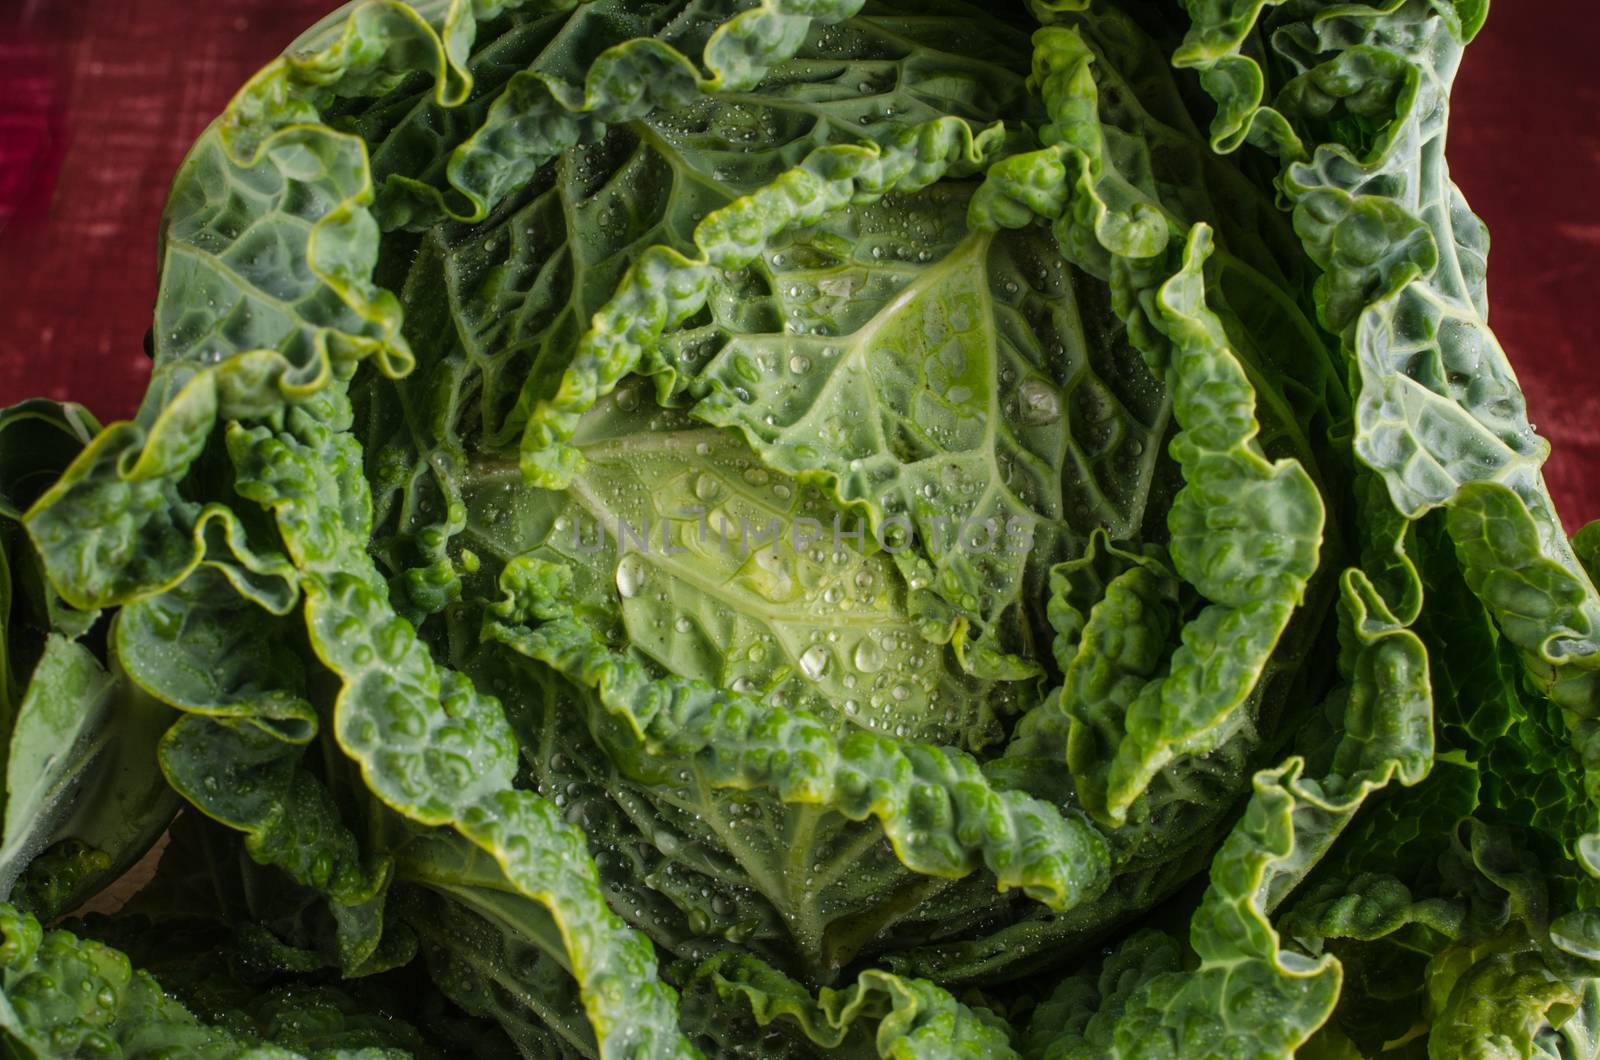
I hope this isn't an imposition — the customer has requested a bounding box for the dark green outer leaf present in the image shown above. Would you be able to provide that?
[0,637,179,920]
[1179,0,1600,868]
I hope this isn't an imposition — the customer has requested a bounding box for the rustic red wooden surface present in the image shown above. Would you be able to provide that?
[2,1,1596,526]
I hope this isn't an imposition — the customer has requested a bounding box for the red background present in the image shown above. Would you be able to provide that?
[1,2,1595,526]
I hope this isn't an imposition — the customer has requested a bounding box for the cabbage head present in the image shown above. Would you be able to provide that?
[4,0,1600,1057]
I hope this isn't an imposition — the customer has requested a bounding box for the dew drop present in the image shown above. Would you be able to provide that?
[616,554,647,598]
[1017,378,1062,425]
[799,645,830,680]
[853,639,885,673]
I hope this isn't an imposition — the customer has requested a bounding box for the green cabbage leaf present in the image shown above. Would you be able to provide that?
[4,0,1597,1056]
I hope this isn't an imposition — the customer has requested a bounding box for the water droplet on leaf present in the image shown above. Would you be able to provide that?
[616,554,647,598]
[799,645,830,679]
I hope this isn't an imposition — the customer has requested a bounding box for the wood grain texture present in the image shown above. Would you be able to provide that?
[0,0,333,411]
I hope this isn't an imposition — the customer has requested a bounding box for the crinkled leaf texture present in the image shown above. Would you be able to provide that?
[1,0,1596,1057]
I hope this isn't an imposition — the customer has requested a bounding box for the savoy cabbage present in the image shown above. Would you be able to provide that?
[2,0,1597,1056]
